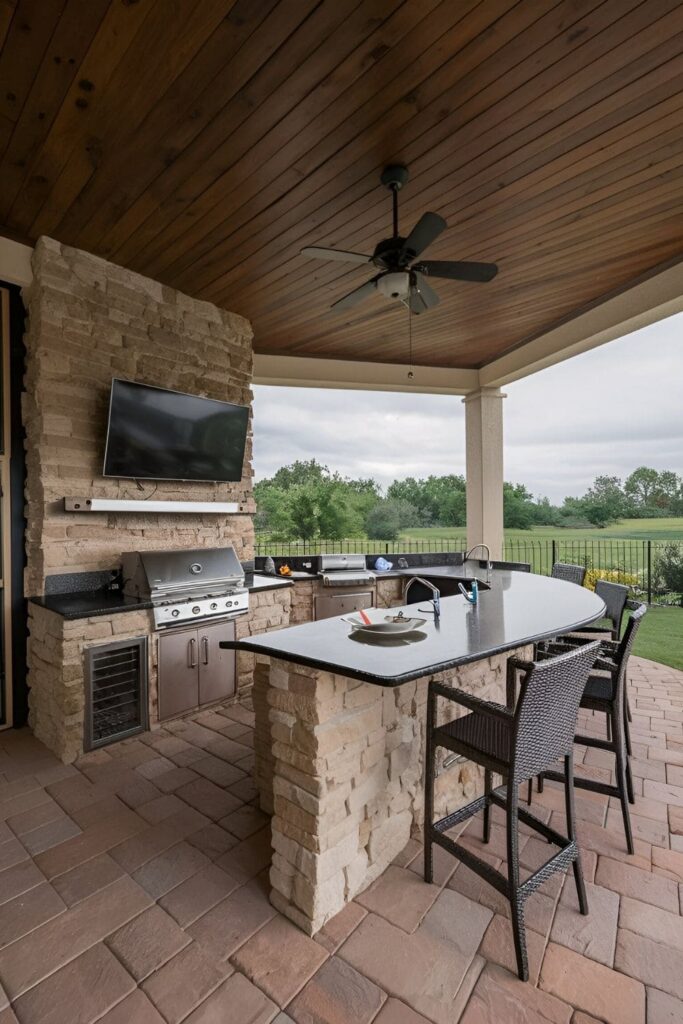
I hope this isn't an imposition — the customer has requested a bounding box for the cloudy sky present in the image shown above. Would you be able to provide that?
[252,312,682,504]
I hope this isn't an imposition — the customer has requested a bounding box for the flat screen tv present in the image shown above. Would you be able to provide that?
[103,379,249,482]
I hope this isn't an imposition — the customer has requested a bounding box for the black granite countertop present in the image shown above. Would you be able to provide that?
[221,571,605,687]
[31,572,293,619]
[30,590,154,620]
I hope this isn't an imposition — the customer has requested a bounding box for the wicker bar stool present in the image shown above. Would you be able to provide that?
[551,562,587,587]
[424,641,599,981]
[533,604,647,855]
[549,581,632,741]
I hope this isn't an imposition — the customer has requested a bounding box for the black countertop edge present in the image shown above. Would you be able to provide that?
[30,592,154,620]
[30,572,292,620]
[219,607,602,688]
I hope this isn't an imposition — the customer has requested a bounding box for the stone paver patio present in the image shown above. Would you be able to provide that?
[1,655,682,1024]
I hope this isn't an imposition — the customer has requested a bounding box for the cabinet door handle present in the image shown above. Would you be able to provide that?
[188,637,197,668]
[201,636,209,665]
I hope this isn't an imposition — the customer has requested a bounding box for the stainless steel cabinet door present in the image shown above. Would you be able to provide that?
[314,591,373,621]
[158,628,199,721]
[198,620,236,706]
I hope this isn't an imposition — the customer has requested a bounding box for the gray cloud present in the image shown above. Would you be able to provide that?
[252,313,683,503]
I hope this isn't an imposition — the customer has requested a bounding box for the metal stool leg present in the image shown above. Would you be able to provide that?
[506,784,528,982]
[564,753,588,914]
[623,693,632,757]
[483,769,492,843]
[612,705,634,855]
[424,688,437,883]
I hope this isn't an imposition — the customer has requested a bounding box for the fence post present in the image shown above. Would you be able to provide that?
[647,540,652,605]
[551,539,557,574]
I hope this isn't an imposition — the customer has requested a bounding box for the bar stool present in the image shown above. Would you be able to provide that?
[533,604,647,855]
[550,581,632,743]
[551,562,587,587]
[424,641,599,981]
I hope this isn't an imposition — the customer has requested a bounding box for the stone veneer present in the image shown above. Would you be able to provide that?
[22,236,255,595]
[28,584,292,765]
[254,646,532,934]
[22,236,258,759]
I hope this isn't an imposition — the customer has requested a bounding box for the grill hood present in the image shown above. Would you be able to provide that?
[122,546,244,603]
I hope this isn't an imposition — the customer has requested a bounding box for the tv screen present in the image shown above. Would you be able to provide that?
[103,379,249,482]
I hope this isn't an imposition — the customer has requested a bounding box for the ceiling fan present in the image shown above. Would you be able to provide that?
[301,164,498,315]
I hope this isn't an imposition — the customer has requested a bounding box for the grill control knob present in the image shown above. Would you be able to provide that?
[192,605,201,614]
[171,609,180,618]
[226,600,233,608]
[210,602,217,611]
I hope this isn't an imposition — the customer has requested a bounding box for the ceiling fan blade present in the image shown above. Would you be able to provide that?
[402,212,447,258]
[416,260,498,282]
[413,271,440,310]
[330,277,378,311]
[301,246,371,265]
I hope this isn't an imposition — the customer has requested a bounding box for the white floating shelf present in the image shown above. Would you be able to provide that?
[63,498,242,514]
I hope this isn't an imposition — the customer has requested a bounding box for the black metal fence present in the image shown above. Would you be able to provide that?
[254,536,683,606]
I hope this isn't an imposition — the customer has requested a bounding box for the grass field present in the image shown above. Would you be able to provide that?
[399,518,683,543]
[634,607,683,672]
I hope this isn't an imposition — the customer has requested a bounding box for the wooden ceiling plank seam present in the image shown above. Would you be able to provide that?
[244,193,683,333]
[30,0,235,240]
[199,0,668,307]
[200,48,683,312]
[0,0,67,158]
[206,69,683,308]
[152,0,659,292]
[253,182,683,324]
[0,0,111,222]
[227,38,683,316]
[89,0,387,262]
[60,0,342,251]
[171,0,604,293]
[115,0,499,273]
[156,0,452,285]
[224,2,682,310]
[253,236,682,366]
[4,0,155,233]
[0,0,17,54]
[475,250,683,374]
[33,0,275,249]
[174,0,610,292]
[152,0,602,288]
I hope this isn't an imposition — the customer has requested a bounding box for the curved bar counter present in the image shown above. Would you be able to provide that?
[224,571,605,934]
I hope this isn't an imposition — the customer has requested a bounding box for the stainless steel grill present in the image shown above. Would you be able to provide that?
[121,546,249,628]
[318,553,376,587]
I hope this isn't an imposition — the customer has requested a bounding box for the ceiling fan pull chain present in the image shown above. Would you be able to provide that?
[407,301,414,380]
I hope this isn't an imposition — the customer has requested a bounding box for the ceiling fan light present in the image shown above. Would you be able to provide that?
[376,271,410,299]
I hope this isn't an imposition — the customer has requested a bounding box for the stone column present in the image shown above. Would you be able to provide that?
[259,648,528,935]
[464,387,506,560]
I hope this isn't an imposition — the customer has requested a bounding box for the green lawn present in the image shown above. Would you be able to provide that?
[633,606,683,672]
[399,518,683,543]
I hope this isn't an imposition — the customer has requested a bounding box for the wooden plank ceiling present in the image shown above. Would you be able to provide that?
[0,0,682,369]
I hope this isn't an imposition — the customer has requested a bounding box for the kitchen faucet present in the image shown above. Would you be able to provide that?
[465,543,492,581]
[404,576,441,620]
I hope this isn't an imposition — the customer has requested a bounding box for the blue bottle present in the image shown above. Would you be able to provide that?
[471,579,478,605]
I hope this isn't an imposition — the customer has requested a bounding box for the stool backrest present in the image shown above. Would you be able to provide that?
[511,641,600,785]
[551,562,586,587]
[594,579,629,637]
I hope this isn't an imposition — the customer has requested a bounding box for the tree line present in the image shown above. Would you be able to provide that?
[254,461,683,541]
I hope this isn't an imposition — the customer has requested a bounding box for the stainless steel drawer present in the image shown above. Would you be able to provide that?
[314,591,373,621]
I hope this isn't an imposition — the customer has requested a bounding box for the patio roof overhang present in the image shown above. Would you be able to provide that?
[0,0,681,380]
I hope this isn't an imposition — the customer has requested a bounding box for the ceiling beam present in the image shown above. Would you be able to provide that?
[479,257,683,388]
[252,354,479,394]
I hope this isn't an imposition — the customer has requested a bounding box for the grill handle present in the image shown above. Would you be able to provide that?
[201,636,209,665]
[188,637,197,669]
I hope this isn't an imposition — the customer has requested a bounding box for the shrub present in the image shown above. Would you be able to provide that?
[584,568,640,592]
[653,543,683,606]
